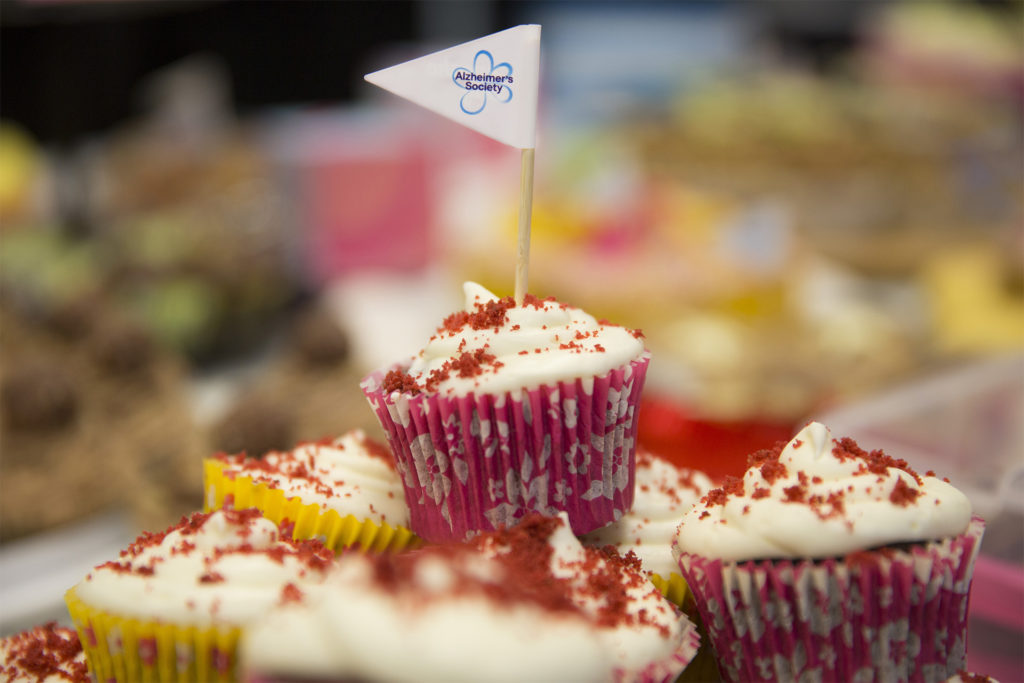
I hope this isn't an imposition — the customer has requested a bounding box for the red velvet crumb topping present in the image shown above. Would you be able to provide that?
[92,509,333,578]
[890,478,923,506]
[213,434,398,498]
[380,292,640,395]
[833,437,922,484]
[696,429,930,519]
[0,623,88,683]
[364,514,673,637]
[381,369,421,395]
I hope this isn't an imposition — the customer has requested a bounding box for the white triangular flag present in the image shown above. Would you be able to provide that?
[365,25,541,149]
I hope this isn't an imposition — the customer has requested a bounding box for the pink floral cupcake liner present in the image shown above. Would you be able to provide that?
[677,516,985,682]
[361,353,650,542]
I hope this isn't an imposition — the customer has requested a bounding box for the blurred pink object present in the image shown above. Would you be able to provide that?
[268,108,436,286]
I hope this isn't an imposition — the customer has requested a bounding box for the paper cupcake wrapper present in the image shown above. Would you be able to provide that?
[615,613,702,683]
[66,586,241,683]
[649,570,692,609]
[677,516,986,683]
[361,353,650,543]
[649,571,722,682]
[204,459,421,554]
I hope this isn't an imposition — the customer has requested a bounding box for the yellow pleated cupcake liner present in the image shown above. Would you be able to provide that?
[649,571,692,609]
[203,459,421,554]
[65,586,241,683]
[649,571,721,683]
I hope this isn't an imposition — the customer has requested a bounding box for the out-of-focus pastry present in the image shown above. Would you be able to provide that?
[204,430,418,554]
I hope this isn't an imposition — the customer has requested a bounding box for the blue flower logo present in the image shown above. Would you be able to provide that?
[452,50,513,115]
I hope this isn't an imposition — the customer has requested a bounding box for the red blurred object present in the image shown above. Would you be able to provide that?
[637,395,798,482]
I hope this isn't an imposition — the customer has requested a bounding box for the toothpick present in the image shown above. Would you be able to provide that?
[515,147,535,305]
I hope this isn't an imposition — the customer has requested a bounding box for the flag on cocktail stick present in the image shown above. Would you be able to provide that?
[365,25,540,149]
[365,25,541,302]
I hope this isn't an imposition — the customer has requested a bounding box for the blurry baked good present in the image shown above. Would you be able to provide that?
[0,302,203,542]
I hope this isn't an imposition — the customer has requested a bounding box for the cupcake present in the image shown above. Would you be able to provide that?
[64,508,334,682]
[241,513,699,683]
[581,447,713,604]
[0,622,88,682]
[204,430,419,553]
[674,421,984,682]
[361,282,650,542]
[580,448,719,682]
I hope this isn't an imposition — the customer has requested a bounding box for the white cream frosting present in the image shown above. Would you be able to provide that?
[522,515,689,674]
[581,451,713,578]
[400,282,646,396]
[213,430,409,526]
[243,514,692,682]
[243,555,614,683]
[73,509,332,625]
[674,422,973,562]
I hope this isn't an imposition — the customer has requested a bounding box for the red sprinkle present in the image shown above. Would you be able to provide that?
[381,369,421,395]
[890,478,922,507]
[280,582,305,605]
[199,571,226,584]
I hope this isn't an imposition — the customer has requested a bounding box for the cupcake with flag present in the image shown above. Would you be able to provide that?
[361,282,650,543]
[204,429,419,554]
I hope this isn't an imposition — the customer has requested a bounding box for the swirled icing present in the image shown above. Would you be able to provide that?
[211,430,408,526]
[674,422,972,562]
[73,509,333,625]
[243,514,695,682]
[392,282,645,397]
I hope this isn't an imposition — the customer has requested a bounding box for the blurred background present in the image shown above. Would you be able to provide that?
[1,0,1022,674]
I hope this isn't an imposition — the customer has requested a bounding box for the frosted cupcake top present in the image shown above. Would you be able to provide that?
[382,282,646,397]
[243,514,696,683]
[72,509,334,626]
[210,430,409,527]
[0,623,88,683]
[674,422,973,562]
[581,449,713,578]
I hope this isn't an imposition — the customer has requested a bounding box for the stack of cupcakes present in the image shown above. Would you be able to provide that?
[43,280,987,682]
